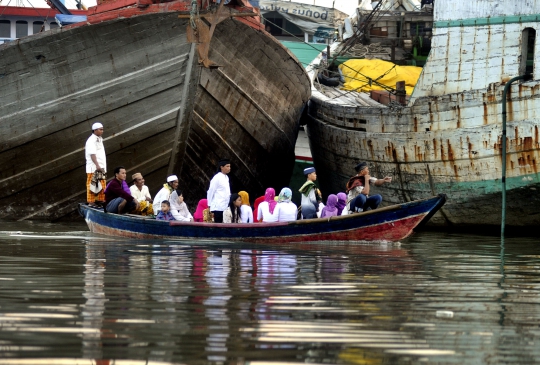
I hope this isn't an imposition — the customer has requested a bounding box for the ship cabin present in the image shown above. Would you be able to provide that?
[0,6,87,44]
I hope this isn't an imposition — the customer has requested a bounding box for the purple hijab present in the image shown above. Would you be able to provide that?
[320,194,338,218]
[336,192,347,215]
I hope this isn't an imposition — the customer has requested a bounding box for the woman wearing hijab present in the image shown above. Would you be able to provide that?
[257,188,278,223]
[238,191,254,223]
[273,188,297,222]
[253,195,265,222]
[320,194,339,218]
[193,199,208,222]
[170,189,193,222]
[336,192,347,216]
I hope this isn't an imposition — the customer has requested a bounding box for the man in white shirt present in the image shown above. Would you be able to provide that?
[129,172,154,216]
[207,159,231,223]
[85,122,107,207]
[153,175,179,215]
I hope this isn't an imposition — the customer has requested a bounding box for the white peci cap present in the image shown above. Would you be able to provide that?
[92,122,104,130]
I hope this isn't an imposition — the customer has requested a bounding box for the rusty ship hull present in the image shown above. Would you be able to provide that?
[305,0,540,228]
[0,3,310,220]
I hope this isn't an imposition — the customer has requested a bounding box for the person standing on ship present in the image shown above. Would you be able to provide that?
[153,175,179,215]
[299,167,322,219]
[345,162,392,213]
[207,159,231,223]
[85,122,107,207]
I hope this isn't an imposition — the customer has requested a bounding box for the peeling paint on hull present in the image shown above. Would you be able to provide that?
[306,0,540,227]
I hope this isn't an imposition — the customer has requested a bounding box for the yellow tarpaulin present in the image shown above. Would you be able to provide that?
[339,59,422,95]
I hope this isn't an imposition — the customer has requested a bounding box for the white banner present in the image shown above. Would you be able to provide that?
[257,0,348,35]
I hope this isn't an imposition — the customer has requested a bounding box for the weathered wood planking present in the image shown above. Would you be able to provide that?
[306,0,540,227]
[178,18,311,206]
[0,11,310,220]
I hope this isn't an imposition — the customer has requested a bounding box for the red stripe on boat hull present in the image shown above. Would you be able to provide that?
[86,213,426,243]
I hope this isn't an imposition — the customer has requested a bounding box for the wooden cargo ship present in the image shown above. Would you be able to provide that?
[305,0,540,228]
[0,0,310,220]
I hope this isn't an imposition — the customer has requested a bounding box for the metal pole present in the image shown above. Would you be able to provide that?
[501,74,530,237]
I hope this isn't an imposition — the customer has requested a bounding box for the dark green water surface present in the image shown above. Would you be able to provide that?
[0,220,539,364]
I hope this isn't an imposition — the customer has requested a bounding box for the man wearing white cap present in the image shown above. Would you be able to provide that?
[153,175,179,215]
[85,122,107,206]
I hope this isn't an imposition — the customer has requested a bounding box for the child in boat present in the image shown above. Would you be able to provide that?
[156,201,175,221]
[223,193,242,223]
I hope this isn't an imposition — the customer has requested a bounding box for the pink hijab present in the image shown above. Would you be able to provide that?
[264,188,277,214]
[193,199,208,222]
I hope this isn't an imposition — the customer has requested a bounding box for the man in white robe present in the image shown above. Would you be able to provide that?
[207,159,231,223]
[153,175,179,215]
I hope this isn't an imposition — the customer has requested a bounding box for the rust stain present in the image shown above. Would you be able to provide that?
[524,136,533,151]
[367,139,374,158]
[456,105,461,128]
[536,126,539,146]
[453,164,458,180]
[507,87,513,120]
[414,117,418,132]
[514,127,519,146]
[447,140,454,161]
[483,102,488,125]
[403,146,408,162]
[433,138,438,159]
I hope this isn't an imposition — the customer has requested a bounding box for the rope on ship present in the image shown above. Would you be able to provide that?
[249,15,396,95]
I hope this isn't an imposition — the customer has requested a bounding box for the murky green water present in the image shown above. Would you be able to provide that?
[0,220,539,364]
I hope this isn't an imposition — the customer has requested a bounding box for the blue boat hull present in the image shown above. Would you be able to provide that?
[79,195,445,243]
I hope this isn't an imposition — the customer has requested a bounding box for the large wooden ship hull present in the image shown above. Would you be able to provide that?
[305,1,540,228]
[0,3,311,220]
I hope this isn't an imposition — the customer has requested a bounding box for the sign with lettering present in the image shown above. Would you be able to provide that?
[258,0,348,35]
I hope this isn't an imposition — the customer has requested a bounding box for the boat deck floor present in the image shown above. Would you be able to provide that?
[314,84,387,108]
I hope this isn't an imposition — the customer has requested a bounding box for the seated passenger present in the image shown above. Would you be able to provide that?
[336,192,347,216]
[129,172,153,216]
[153,175,179,215]
[238,191,254,223]
[253,195,265,223]
[156,201,175,221]
[299,167,322,219]
[257,188,278,223]
[170,189,193,222]
[320,194,338,218]
[104,166,140,214]
[223,193,242,223]
[345,162,392,213]
[193,199,208,222]
[273,188,297,222]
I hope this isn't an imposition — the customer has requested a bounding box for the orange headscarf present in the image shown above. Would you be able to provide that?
[238,191,250,206]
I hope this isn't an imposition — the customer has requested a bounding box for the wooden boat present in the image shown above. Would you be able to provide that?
[0,0,311,221]
[305,0,540,228]
[78,194,446,242]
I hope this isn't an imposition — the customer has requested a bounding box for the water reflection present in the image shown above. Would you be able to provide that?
[1,222,540,364]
